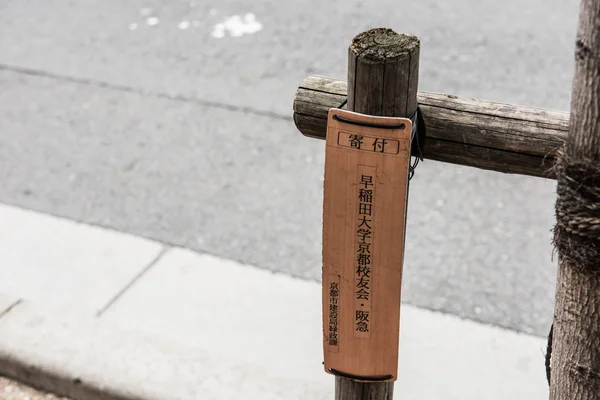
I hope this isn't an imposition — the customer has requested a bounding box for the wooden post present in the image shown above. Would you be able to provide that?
[550,0,600,398]
[334,28,419,400]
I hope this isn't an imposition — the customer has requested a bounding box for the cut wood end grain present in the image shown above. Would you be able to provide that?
[350,29,420,60]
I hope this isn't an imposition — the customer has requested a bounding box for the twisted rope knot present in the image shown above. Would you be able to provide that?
[547,153,600,386]
[553,152,600,274]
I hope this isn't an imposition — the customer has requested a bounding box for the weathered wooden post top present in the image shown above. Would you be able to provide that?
[293,3,600,396]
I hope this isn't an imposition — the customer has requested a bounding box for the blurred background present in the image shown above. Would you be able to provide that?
[0,0,578,335]
[0,0,581,397]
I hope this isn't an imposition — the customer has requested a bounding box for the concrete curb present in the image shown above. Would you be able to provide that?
[0,205,550,400]
[0,288,550,400]
[0,298,143,400]
[0,297,333,400]
[0,353,144,400]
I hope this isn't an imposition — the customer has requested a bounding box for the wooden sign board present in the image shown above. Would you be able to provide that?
[322,108,412,382]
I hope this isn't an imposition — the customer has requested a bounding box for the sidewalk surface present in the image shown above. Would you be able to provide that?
[0,202,550,400]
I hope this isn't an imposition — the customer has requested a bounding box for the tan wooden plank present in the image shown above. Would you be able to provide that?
[323,109,412,382]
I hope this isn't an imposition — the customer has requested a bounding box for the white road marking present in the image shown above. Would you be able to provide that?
[146,17,159,26]
[211,13,263,38]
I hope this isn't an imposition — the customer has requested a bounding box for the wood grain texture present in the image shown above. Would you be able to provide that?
[336,376,393,400]
[322,109,411,381]
[334,27,420,400]
[347,29,419,117]
[293,76,568,179]
[550,0,600,398]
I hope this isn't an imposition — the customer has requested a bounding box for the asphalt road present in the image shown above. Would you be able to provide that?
[0,0,580,336]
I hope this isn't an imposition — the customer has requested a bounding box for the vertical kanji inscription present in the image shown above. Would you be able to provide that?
[327,274,340,352]
[355,165,376,338]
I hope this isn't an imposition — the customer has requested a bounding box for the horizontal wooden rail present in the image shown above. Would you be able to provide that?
[293,75,569,179]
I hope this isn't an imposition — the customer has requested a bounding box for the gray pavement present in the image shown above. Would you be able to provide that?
[0,0,580,336]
